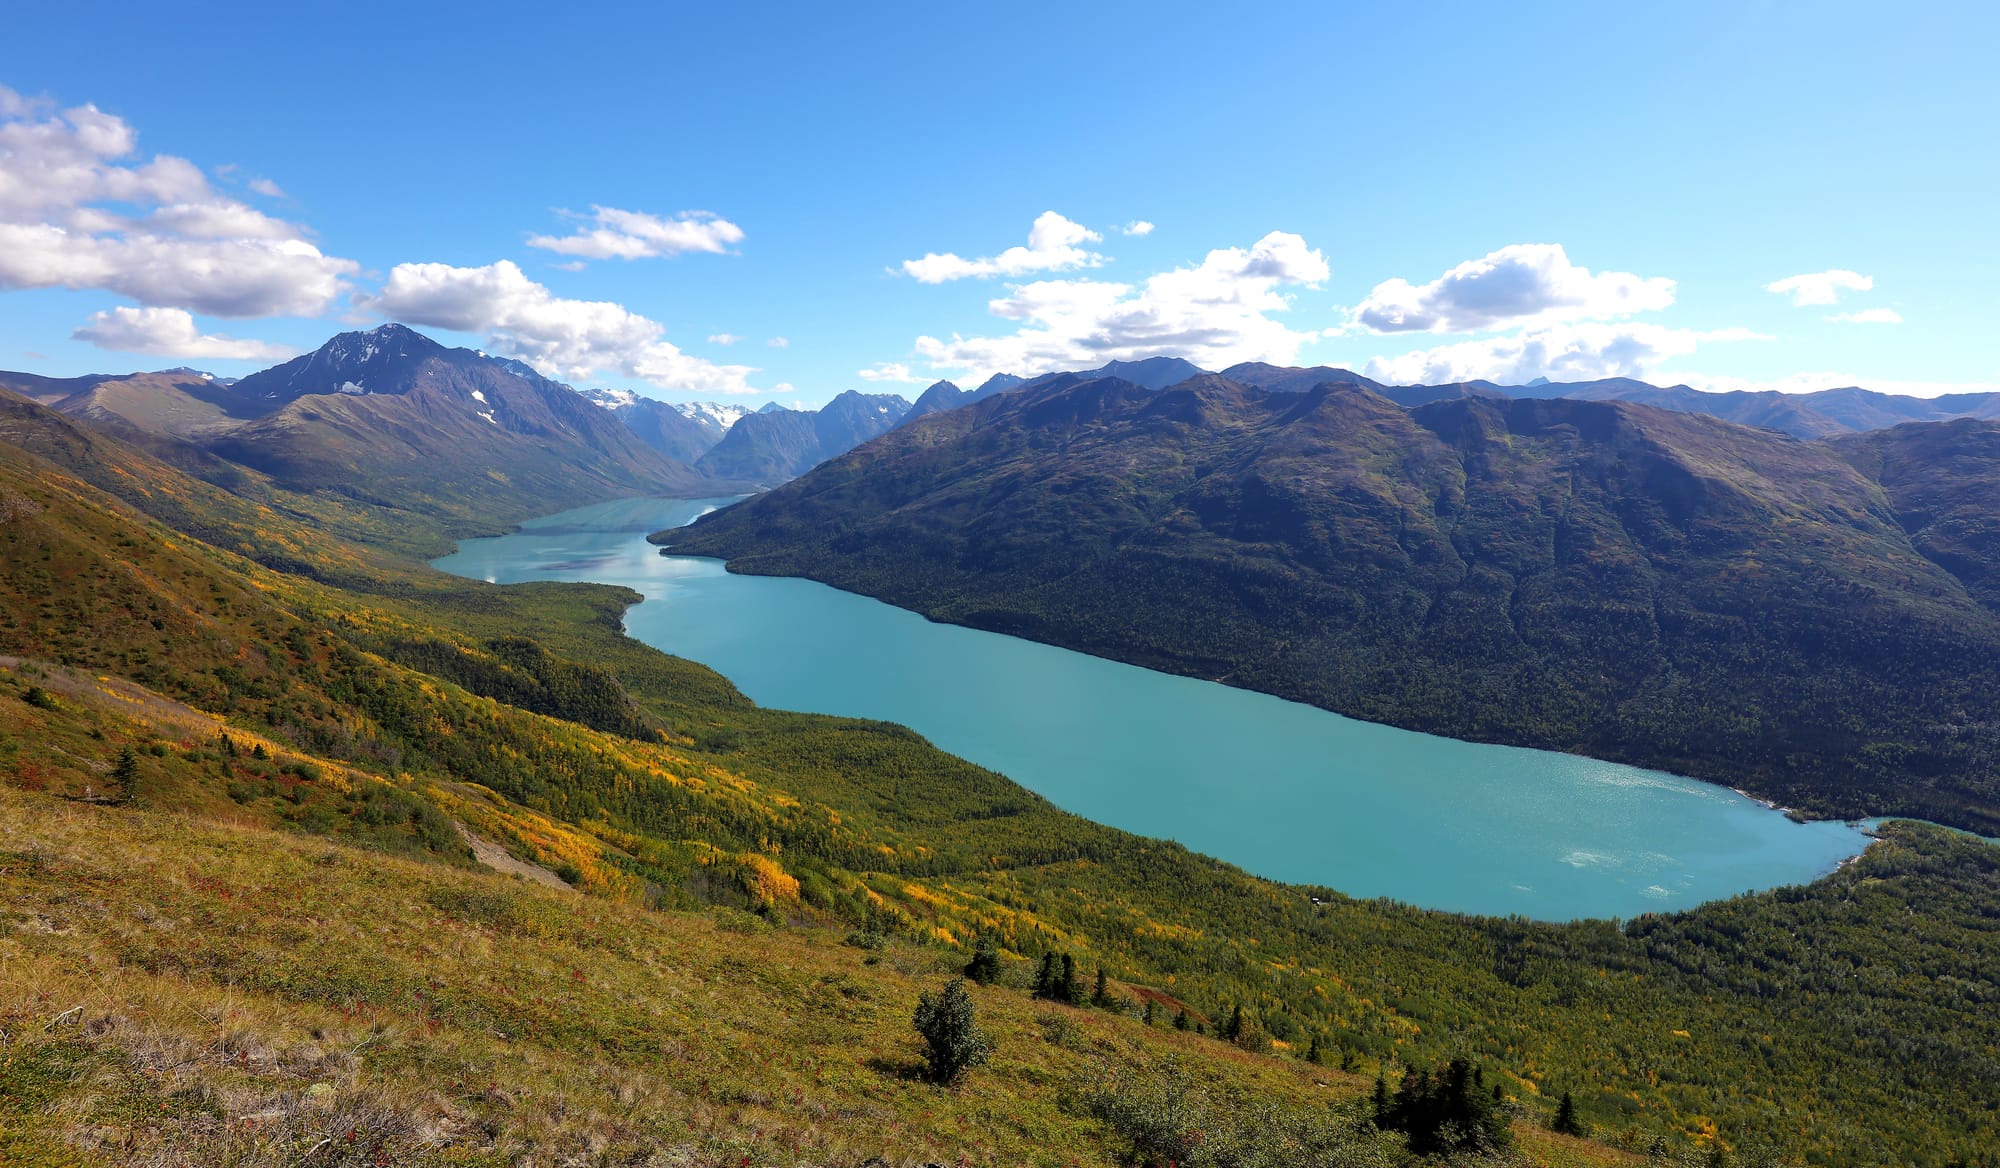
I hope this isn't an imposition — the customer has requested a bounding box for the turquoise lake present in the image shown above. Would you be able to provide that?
[433,495,1875,921]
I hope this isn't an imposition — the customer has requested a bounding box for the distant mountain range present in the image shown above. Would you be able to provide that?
[695,390,912,485]
[666,370,2000,836]
[3,325,704,540]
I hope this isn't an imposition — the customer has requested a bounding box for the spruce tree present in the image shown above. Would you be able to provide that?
[1142,999,1157,1026]
[1173,1008,1190,1031]
[1060,954,1083,1004]
[1091,966,1109,1007]
[963,938,1001,985]
[911,978,992,1086]
[1033,953,1061,1000]
[111,746,139,800]
[1224,1004,1245,1041]
[1552,1089,1584,1136]
[1306,1034,1323,1064]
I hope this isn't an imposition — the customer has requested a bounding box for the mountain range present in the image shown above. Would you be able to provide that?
[694,389,913,485]
[665,371,2000,835]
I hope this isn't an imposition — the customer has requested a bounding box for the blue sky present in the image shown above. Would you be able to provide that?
[2,1,1994,405]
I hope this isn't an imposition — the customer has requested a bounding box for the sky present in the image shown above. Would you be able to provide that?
[2,1,1995,407]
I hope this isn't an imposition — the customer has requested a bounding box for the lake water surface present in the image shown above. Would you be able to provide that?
[434,496,1874,920]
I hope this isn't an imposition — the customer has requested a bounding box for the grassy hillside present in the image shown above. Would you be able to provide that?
[666,377,2000,834]
[1,392,1997,1164]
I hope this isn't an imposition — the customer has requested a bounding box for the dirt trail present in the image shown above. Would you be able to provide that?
[452,821,575,892]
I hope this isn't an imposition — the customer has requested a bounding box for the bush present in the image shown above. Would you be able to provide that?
[912,978,991,1085]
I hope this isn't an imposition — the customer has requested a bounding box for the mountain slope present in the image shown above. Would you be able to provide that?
[696,389,911,485]
[665,375,2000,832]
[4,386,2000,1164]
[578,388,751,463]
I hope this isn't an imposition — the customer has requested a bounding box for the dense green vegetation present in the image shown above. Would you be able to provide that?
[3,385,1999,1164]
[667,374,2000,835]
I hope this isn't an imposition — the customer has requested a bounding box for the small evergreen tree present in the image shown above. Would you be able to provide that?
[1371,1073,1391,1127]
[1223,1004,1245,1041]
[963,938,1001,985]
[1142,999,1157,1026]
[912,978,992,1086]
[1378,1057,1512,1155]
[1033,952,1061,1000]
[23,685,56,710]
[1060,954,1084,1004]
[1552,1089,1585,1136]
[1306,1034,1323,1064]
[111,746,139,800]
[1091,966,1110,1007]
[1173,1008,1190,1031]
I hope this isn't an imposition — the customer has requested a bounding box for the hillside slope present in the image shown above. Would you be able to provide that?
[665,375,2000,833]
[3,390,1999,1164]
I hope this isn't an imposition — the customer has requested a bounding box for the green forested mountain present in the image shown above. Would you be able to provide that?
[665,374,2000,835]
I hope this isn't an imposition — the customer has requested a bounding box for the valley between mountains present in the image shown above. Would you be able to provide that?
[1,326,1997,1166]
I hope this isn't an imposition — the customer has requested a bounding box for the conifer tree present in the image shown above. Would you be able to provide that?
[111,746,139,800]
[1173,1008,1190,1031]
[1143,999,1157,1026]
[1091,966,1109,1007]
[911,978,991,1086]
[1033,953,1061,1000]
[964,938,1001,985]
[1306,1034,1323,1064]
[1060,954,1083,1004]
[1552,1089,1585,1136]
[1224,1004,1244,1041]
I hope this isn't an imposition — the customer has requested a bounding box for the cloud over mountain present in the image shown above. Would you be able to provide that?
[371,259,760,393]
[1350,243,1675,334]
[901,211,1106,283]
[1363,322,1768,385]
[910,230,1326,380]
[71,305,297,361]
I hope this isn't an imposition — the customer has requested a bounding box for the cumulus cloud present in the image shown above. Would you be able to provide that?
[1828,307,1902,324]
[247,177,285,198]
[1123,220,1155,236]
[0,84,356,317]
[371,260,760,393]
[766,336,789,348]
[1362,322,1770,385]
[1349,244,1675,334]
[527,206,744,261]
[856,362,920,383]
[1765,269,1872,306]
[911,230,1328,381]
[71,305,296,361]
[706,332,744,345]
[901,211,1106,283]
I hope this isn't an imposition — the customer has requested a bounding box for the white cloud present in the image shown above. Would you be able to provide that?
[1350,244,1675,334]
[1765,269,1872,306]
[527,206,744,261]
[857,362,920,383]
[370,259,761,394]
[0,84,357,317]
[766,336,789,348]
[912,230,1328,381]
[1362,322,1770,385]
[247,177,285,198]
[1828,307,1903,324]
[900,211,1106,283]
[71,305,296,361]
[1123,220,1155,236]
[707,332,744,345]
